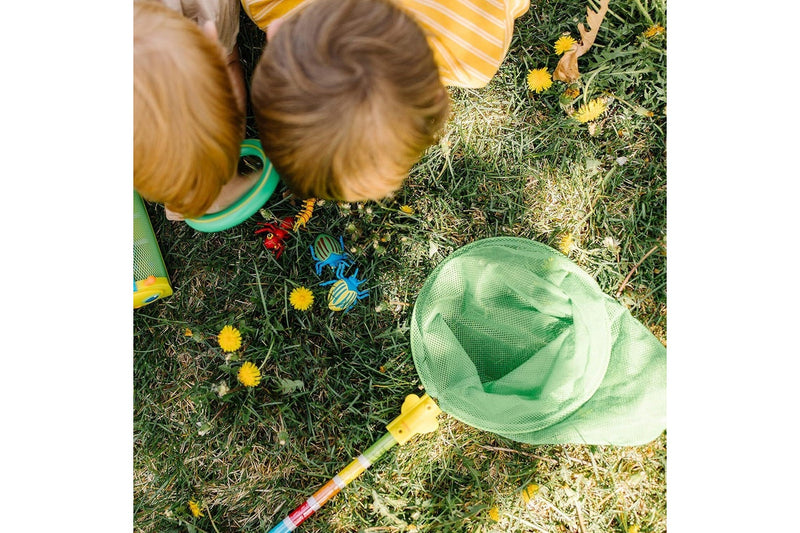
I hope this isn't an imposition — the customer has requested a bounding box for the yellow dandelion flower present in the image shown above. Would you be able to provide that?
[289,286,314,311]
[558,233,574,255]
[526,68,552,93]
[217,325,242,352]
[488,506,500,521]
[188,500,203,518]
[628,526,640,533]
[573,98,607,123]
[238,361,262,387]
[521,484,540,503]
[399,205,415,214]
[554,35,577,55]
[184,328,193,337]
[643,24,665,38]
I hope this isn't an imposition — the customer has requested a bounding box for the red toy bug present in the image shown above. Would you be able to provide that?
[255,216,294,259]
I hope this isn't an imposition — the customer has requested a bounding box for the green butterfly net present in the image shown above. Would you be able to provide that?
[410,237,666,445]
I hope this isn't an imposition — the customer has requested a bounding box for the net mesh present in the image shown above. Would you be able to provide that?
[134,191,169,281]
[410,237,665,445]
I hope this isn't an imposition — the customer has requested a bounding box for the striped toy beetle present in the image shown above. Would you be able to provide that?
[320,263,368,313]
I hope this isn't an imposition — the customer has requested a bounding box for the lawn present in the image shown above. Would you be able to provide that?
[133,0,667,531]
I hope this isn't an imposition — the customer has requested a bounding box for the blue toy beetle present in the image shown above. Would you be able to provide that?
[320,263,369,312]
[309,234,353,276]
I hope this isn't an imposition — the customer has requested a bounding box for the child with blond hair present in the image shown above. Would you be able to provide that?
[243,0,530,202]
[134,0,258,219]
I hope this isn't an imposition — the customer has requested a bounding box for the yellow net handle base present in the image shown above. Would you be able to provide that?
[386,393,441,445]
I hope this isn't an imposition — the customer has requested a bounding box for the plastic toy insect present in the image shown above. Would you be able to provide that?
[320,263,369,313]
[309,234,353,275]
[293,198,316,231]
[255,216,294,259]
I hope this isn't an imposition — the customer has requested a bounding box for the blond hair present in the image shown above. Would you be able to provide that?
[251,0,450,201]
[134,0,244,217]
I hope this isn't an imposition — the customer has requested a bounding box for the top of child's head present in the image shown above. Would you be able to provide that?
[133,0,244,218]
[250,0,450,203]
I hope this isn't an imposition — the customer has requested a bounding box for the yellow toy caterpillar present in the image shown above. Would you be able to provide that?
[293,198,316,231]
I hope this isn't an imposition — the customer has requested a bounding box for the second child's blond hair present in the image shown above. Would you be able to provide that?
[251,0,450,201]
[134,0,244,217]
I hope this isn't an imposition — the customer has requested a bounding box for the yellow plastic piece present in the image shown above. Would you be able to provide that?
[386,393,441,445]
[134,276,173,309]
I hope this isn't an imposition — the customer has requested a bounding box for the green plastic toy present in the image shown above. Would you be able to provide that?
[185,139,280,233]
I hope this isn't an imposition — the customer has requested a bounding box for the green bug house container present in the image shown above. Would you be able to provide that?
[133,191,173,308]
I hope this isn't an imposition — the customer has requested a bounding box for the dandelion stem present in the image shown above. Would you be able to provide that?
[179,517,209,533]
[206,505,221,533]
[253,260,269,317]
[259,337,274,371]
[582,64,610,104]
[640,42,665,55]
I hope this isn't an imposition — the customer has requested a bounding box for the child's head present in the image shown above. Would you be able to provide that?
[251,0,450,202]
[134,0,244,217]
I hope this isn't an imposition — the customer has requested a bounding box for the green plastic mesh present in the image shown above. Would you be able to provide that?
[410,237,665,445]
[134,191,169,282]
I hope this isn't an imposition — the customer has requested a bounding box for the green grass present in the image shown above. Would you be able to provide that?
[134,1,667,531]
